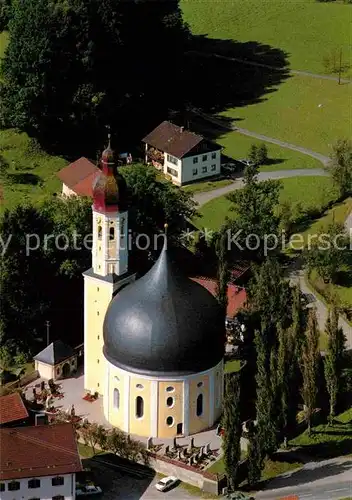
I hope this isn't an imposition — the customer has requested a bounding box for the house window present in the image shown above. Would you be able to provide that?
[113,388,120,409]
[97,225,102,240]
[52,497,65,500]
[29,498,40,500]
[52,476,64,487]
[196,394,203,416]
[8,481,20,491]
[202,166,207,173]
[202,154,208,161]
[193,157,198,164]
[211,152,216,159]
[192,168,198,176]
[166,396,174,407]
[166,416,174,427]
[167,167,178,177]
[0,483,5,492]
[109,227,115,240]
[167,154,178,165]
[211,164,216,171]
[28,479,41,489]
[136,396,144,418]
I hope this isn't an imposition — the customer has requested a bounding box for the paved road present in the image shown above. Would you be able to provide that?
[193,108,330,166]
[194,169,327,206]
[256,456,352,500]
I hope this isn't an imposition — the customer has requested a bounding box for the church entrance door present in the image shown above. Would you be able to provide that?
[62,362,70,378]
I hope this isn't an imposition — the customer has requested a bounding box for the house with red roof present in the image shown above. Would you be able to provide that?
[143,121,222,186]
[57,157,99,198]
[0,423,82,499]
[0,393,29,428]
[190,277,247,319]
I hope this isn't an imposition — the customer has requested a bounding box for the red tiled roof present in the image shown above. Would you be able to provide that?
[57,157,99,196]
[0,423,82,480]
[0,393,29,425]
[190,277,247,318]
[143,121,204,159]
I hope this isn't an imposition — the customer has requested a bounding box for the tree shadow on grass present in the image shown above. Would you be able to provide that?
[6,172,42,185]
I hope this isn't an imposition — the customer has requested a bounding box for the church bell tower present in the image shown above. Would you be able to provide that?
[83,135,135,395]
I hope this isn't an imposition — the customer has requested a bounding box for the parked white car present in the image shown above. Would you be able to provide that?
[76,485,102,496]
[155,476,178,492]
[238,159,254,167]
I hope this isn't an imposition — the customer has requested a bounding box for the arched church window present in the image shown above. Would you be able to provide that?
[97,226,102,240]
[196,394,203,417]
[136,396,144,418]
[113,388,120,409]
[109,227,115,240]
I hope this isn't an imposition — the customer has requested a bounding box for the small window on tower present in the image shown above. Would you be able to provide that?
[109,227,115,240]
[98,225,102,240]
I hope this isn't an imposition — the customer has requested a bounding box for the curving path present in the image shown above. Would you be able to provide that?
[193,108,330,166]
[194,168,327,206]
[211,52,351,84]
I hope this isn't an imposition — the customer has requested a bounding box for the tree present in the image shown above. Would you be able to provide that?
[80,422,100,455]
[0,345,13,384]
[301,309,320,435]
[324,306,346,423]
[215,228,230,312]
[1,0,189,154]
[254,330,276,459]
[305,221,349,284]
[226,164,281,260]
[0,0,11,30]
[248,258,292,345]
[247,432,262,486]
[327,139,352,197]
[248,143,268,166]
[222,374,242,491]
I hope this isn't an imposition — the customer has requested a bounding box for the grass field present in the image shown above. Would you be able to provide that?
[183,178,233,193]
[0,129,66,212]
[289,408,352,458]
[220,75,351,156]
[207,454,302,480]
[196,176,338,231]
[218,131,322,171]
[181,0,352,75]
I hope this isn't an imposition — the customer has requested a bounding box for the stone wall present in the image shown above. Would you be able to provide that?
[149,452,224,495]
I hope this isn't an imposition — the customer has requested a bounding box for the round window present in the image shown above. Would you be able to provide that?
[136,384,144,389]
[166,397,174,407]
[166,416,174,427]
[197,382,203,388]
[166,386,174,392]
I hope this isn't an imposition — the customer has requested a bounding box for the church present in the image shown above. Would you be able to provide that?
[83,138,225,439]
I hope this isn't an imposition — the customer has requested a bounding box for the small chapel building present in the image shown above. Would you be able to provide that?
[83,137,225,439]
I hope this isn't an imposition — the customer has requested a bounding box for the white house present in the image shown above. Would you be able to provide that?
[143,121,222,186]
[0,423,82,500]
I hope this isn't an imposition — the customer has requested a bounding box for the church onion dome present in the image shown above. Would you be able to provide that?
[103,237,225,376]
[92,135,128,213]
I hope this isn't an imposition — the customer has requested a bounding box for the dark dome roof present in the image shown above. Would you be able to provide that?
[103,242,225,376]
